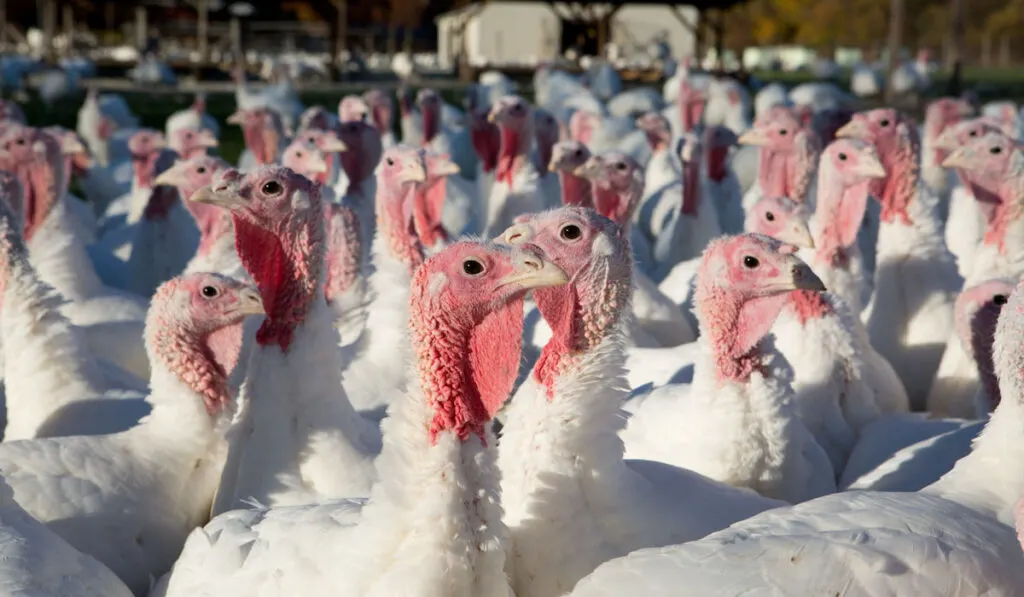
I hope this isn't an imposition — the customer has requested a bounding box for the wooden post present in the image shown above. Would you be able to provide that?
[713,10,725,68]
[0,0,7,51]
[883,0,904,103]
[597,10,606,56]
[196,0,209,66]
[62,1,73,56]
[135,4,147,53]
[947,0,964,95]
[41,0,57,63]
[230,16,242,59]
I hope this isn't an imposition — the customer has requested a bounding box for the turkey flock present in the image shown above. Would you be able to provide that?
[0,57,1021,596]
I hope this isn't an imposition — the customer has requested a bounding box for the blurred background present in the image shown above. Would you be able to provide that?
[2,0,1016,160]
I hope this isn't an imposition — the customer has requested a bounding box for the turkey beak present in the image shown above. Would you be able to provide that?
[777,221,815,249]
[226,111,245,125]
[197,129,219,148]
[153,163,185,187]
[235,288,265,317]
[397,160,427,184]
[430,157,460,177]
[767,259,826,293]
[737,127,770,147]
[497,248,569,292]
[835,119,868,139]
[307,153,329,174]
[942,147,975,170]
[150,135,168,151]
[189,184,245,210]
[59,135,86,156]
[497,223,533,246]
[320,136,348,153]
[855,154,887,179]
[573,156,602,180]
[933,127,958,152]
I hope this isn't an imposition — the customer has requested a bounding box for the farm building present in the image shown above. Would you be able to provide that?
[435,2,702,68]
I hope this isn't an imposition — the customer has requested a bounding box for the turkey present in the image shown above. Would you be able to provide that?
[167,126,217,161]
[920,97,973,221]
[837,109,961,408]
[622,234,836,504]
[738,105,820,212]
[484,96,546,236]
[0,475,133,596]
[548,140,594,208]
[164,94,220,140]
[0,272,264,595]
[194,166,381,512]
[227,107,287,171]
[362,89,396,148]
[497,207,785,597]
[153,241,567,597]
[568,276,1024,597]
[336,120,383,269]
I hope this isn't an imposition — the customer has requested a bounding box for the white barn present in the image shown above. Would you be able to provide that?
[436,2,699,68]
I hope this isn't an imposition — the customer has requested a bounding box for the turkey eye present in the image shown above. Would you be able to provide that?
[186,132,193,139]
[196,167,206,174]
[990,146,1002,155]
[779,129,788,136]
[560,224,582,240]
[296,151,304,158]
[308,137,316,144]
[261,180,283,195]
[969,131,977,137]
[765,212,775,222]
[386,157,395,166]
[573,149,582,156]
[201,286,218,298]
[463,259,484,275]
[615,162,627,171]
[879,119,890,127]
[994,294,1008,305]
[15,138,24,145]
[743,256,759,269]
[838,153,848,161]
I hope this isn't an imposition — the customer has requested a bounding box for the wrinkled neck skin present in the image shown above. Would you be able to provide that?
[558,171,593,208]
[0,256,108,441]
[421,105,440,144]
[697,285,790,385]
[758,142,814,203]
[680,99,705,132]
[244,123,280,166]
[496,124,530,186]
[348,322,510,597]
[705,145,730,183]
[981,177,1024,254]
[875,134,921,226]
[471,124,500,174]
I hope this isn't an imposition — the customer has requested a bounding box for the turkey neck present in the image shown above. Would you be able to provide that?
[981,174,1024,254]
[680,98,705,132]
[681,155,702,216]
[812,162,870,269]
[495,123,531,185]
[927,293,1024,525]
[556,170,591,208]
[873,129,921,225]
[470,119,500,174]
[131,150,161,191]
[350,308,512,597]
[758,132,816,203]
[696,283,791,384]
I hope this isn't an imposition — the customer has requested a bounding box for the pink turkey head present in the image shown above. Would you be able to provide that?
[678,78,708,132]
[636,112,672,152]
[955,279,1014,411]
[154,155,231,255]
[741,107,819,202]
[298,105,333,133]
[375,144,428,269]
[490,95,534,184]
[813,138,886,265]
[412,151,459,249]
[574,151,644,225]
[127,129,168,160]
[740,106,804,151]
[549,140,594,209]
[935,118,1005,211]
[943,131,1024,249]
[533,108,560,175]
[409,240,568,442]
[703,125,738,183]
[337,120,383,195]
[836,108,919,223]
[323,203,362,306]
[568,110,599,145]
[924,97,973,166]
[169,126,218,160]
[42,126,93,183]
[147,273,264,416]
[744,196,814,249]
[190,165,324,351]
[363,89,394,136]
[226,107,284,166]
[695,233,826,383]
[338,95,371,123]
[0,125,68,241]
[416,89,443,144]
[281,140,330,186]
[499,207,631,393]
